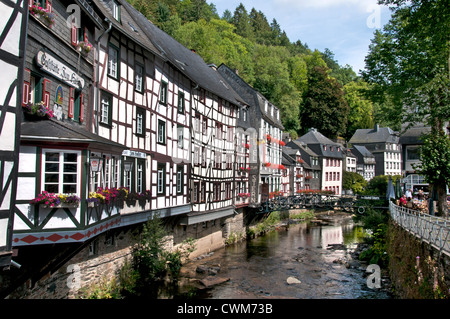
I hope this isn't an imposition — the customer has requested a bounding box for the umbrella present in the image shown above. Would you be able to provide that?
[386,176,395,200]
[395,178,402,199]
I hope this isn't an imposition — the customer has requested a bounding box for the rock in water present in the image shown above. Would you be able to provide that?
[286,277,301,285]
[199,277,230,288]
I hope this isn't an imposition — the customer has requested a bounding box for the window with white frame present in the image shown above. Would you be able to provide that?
[157,119,166,144]
[176,166,183,194]
[160,81,168,105]
[137,161,144,194]
[177,125,184,149]
[100,92,112,126]
[43,150,80,194]
[111,0,120,21]
[135,63,144,93]
[157,163,165,195]
[178,91,185,114]
[136,108,145,136]
[108,44,119,79]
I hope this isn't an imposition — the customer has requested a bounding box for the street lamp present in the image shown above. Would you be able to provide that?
[90,157,103,172]
[123,159,133,172]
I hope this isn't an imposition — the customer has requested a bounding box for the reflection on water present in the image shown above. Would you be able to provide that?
[175,215,391,299]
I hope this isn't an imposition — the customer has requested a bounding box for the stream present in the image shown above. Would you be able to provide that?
[163,213,392,299]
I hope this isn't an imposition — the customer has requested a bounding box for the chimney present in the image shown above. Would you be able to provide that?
[374,123,379,132]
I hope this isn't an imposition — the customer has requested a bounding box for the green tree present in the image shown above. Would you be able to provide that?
[344,80,375,140]
[343,171,368,194]
[232,3,254,40]
[249,8,272,45]
[300,65,349,139]
[362,0,450,215]
[252,45,301,132]
[365,175,402,197]
[321,48,357,86]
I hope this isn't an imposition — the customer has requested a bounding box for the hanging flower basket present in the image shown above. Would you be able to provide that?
[23,102,54,119]
[30,4,55,26]
[244,143,250,149]
[31,191,80,208]
[263,162,271,168]
[266,134,272,142]
[279,141,285,147]
[278,164,286,170]
[76,41,93,55]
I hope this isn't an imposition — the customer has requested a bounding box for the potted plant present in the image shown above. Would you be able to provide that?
[30,191,80,208]
[23,102,54,120]
[76,41,93,55]
[30,3,55,26]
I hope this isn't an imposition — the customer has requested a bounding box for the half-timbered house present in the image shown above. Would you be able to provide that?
[0,0,28,267]
[218,64,285,203]
[282,147,304,195]
[90,0,191,226]
[118,1,250,239]
[286,139,321,191]
[13,0,130,248]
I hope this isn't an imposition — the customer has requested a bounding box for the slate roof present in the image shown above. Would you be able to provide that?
[119,0,247,108]
[287,140,318,158]
[297,129,343,159]
[217,64,284,130]
[349,125,399,145]
[92,0,163,60]
[351,145,374,158]
[399,122,431,145]
[282,146,299,164]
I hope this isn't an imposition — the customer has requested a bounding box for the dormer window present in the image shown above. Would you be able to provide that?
[112,0,120,22]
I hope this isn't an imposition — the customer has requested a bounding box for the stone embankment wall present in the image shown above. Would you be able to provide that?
[6,211,249,299]
[387,220,450,299]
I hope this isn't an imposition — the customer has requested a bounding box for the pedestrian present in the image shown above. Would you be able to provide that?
[399,194,407,206]
[417,189,424,200]
[405,188,412,199]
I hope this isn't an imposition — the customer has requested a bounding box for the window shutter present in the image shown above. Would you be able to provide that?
[84,27,89,43]
[79,93,84,122]
[71,20,78,46]
[69,88,74,118]
[45,0,52,11]
[22,68,31,106]
[42,78,51,108]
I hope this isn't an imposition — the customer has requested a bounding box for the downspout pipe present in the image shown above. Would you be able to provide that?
[94,18,112,135]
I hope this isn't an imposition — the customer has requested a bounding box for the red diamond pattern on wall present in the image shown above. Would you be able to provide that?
[21,235,39,244]
[70,233,85,241]
[12,217,121,246]
[46,234,63,242]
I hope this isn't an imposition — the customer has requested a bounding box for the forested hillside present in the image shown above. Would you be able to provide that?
[127,0,379,140]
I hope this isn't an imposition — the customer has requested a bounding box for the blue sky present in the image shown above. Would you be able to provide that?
[210,0,392,74]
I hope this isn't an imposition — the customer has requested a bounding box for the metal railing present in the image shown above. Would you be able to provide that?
[389,201,450,257]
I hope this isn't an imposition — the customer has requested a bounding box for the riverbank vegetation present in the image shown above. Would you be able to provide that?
[78,217,195,299]
[353,208,389,268]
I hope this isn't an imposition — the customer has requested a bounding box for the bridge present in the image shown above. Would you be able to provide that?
[256,194,389,214]
[389,201,450,257]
